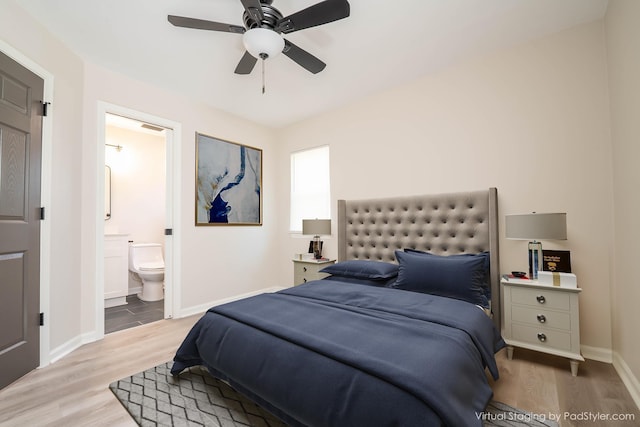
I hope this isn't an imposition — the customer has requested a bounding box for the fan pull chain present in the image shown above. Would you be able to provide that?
[258,53,268,94]
[262,57,266,94]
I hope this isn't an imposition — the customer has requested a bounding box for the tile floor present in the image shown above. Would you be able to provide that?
[104,295,164,334]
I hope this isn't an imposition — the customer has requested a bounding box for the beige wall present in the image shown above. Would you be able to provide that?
[80,63,282,327]
[277,21,614,356]
[605,0,640,405]
[0,1,85,351]
[1,2,283,358]
[104,126,166,248]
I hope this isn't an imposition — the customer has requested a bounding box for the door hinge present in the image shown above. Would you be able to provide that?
[39,207,45,220]
[164,229,173,236]
[39,312,44,326]
[42,101,50,117]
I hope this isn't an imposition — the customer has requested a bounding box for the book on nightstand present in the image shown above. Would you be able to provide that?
[542,250,572,273]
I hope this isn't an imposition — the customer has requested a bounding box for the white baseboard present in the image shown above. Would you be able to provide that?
[105,296,127,308]
[581,345,613,363]
[47,331,96,365]
[128,286,142,295]
[44,287,286,367]
[613,352,640,411]
[177,286,286,319]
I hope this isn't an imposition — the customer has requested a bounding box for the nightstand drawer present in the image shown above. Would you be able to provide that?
[293,259,335,285]
[510,286,570,311]
[511,324,572,352]
[294,263,328,284]
[511,305,571,331]
[501,279,582,375]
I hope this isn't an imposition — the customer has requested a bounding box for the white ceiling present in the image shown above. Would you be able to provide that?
[13,0,608,129]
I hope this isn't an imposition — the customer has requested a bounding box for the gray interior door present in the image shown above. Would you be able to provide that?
[0,50,44,389]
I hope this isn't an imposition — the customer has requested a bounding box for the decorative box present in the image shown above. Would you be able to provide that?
[537,271,577,288]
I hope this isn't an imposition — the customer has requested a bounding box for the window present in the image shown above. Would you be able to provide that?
[290,145,330,232]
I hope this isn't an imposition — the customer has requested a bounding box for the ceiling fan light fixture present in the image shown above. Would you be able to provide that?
[243,28,284,60]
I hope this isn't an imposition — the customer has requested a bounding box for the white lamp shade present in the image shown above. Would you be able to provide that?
[302,219,331,236]
[505,213,567,240]
[243,28,284,59]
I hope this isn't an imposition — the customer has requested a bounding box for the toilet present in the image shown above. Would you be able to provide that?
[128,243,165,302]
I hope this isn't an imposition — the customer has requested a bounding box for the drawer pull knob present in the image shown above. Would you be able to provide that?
[303,267,307,272]
[537,333,547,342]
[536,295,546,304]
[537,314,547,323]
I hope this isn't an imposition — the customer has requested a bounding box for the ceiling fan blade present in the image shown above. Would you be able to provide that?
[240,0,265,23]
[276,0,350,34]
[168,15,245,34]
[234,51,258,75]
[282,39,326,74]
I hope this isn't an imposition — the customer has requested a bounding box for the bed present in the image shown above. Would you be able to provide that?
[172,188,504,426]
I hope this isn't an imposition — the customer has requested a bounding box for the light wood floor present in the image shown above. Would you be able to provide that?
[490,348,640,426]
[0,315,200,427]
[0,316,638,427]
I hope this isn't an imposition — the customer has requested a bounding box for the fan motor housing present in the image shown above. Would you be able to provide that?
[243,2,283,30]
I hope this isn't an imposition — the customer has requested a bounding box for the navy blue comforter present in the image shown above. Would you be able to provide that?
[172,280,505,426]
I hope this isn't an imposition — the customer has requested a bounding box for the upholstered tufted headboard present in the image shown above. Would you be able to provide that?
[337,188,500,329]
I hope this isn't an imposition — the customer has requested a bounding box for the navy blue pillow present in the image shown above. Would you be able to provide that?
[404,249,491,298]
[319,260,399,280]
[393,250,489,307]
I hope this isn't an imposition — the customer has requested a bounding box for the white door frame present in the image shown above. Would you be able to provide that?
[95,102,182,339]
[0,40,54,368]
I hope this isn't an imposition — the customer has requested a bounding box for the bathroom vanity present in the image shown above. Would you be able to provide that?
[104,234,129,307]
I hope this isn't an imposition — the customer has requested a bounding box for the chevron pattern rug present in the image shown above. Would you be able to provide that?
[110,362,558,427]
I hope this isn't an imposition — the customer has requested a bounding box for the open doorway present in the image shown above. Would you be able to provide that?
[96,103,181,338]
[104,114,167,333]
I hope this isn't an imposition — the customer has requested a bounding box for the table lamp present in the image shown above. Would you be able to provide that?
[302,219,331,259]
[505,213,567,279]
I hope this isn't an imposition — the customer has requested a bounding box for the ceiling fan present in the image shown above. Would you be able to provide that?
[168,0,350,76]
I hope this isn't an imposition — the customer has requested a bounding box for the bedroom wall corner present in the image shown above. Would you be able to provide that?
[605,0,640,410]
[276,20,614,356]
[271,129,339,287]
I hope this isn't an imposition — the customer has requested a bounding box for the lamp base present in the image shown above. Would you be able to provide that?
[528,241,542,279]
[312,236,323,259]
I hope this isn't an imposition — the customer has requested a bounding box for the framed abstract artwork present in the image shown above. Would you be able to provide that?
[195,133,262,225]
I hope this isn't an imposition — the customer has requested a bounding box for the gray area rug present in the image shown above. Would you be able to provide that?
[110,362,558,427]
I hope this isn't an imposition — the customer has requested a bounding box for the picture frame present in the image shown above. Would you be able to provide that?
[542,249,572,273]
[195,132,262,226]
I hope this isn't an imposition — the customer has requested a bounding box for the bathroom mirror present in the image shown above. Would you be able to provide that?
[105,165,111,220]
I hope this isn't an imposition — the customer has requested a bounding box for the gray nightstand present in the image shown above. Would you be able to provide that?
[501,277,583,376]
[293,259,335,285]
